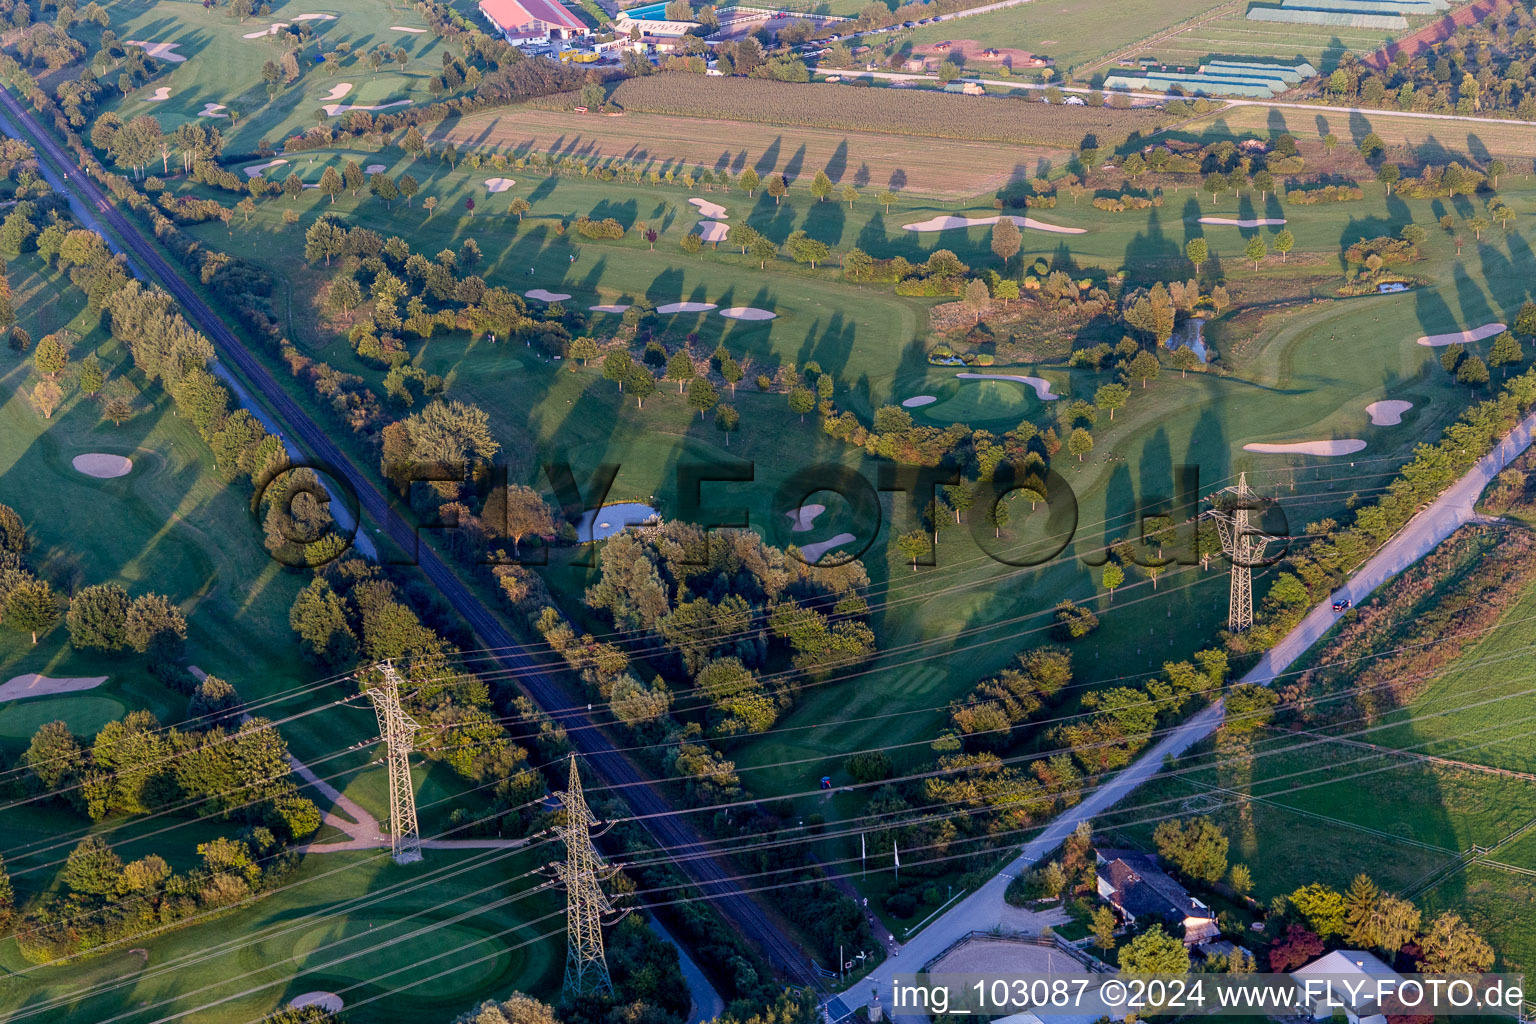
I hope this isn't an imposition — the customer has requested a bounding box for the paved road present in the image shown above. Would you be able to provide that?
[0,86,818,987]
[836,407,1536,1018]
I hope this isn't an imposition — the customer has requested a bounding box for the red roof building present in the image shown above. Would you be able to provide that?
[478,0,587,42]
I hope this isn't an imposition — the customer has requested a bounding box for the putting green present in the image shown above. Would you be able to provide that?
[0,693,128,740]
[914,377,1040,423]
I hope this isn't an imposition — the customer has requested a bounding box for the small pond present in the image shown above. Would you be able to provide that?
[1166,317,1210,363]
[575,502,660,543]
[1377,282,1410,293]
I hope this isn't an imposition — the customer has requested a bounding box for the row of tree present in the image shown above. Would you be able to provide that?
[1239,362,1536,655]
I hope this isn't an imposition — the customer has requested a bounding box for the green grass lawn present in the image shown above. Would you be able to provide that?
[88,0,454,156]
[1357,583,1536,776]
[162,154,1536,812]
[0,255,348,778]
[1099,520,1536,971]
[0,258,564,1012]
[9,58,1533,995]
[0,846,563,1023]
[106,140,1536,971]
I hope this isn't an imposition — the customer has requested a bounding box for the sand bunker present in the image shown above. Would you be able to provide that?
[244,158,289,177]
[147,87,172,102]
[364,163,386,174]
[902,395,938,408]
[902,214,1084,235]
[785,503,826,533]
[198,103,228,118]
[1,674,108,703]
[484,177,515,193]
[391,24,427,32]
[1365,400,1413,426]
[799,533,856,564]
[242,22,290,37]
[1416,323,1506,347]
[657,302,716,314]
[127,41,186,62]
[696,221,729,243]
[589,304,630,313]
[689,197,728,219]
[526,289,571,302]
[1243,439,1367,456]
[719,306,775,320]
[1198,216,1286,227]
[73,453,133,478]
[290,993,345,1014]
[955,372,1060,401]
[321,83,353,102]
[292,12,337,20]
[323,100,411,115]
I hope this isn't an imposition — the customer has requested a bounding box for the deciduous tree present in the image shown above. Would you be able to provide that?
[6,577,59,643]
[1185,237,1208,271]
[1244,234,1267,270]
[1417,912,1493,973]
[1119,925,1189,974]
[991,217,1021,267]
[67,583,131,650]
[1153,816,1228,883]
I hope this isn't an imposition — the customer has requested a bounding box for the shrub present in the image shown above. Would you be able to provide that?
[846,749,891,783]
[1285,183,1363,204]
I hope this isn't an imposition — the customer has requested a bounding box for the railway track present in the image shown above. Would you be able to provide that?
[0,84,820,989]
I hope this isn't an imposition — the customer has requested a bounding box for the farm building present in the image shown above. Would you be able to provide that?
[1290,950,1402,1024]
[1103,56,1317,97]
[1095,849,1220,945]
[942,81,987,95]
[478,0,588,44]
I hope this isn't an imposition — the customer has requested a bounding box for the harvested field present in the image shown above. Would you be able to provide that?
[430,107,1072,197]
[1184,101,1536,160]
[592,75,1165,149]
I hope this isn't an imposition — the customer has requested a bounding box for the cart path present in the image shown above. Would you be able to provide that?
[833,406,1536,1020]
[0,86,813,982]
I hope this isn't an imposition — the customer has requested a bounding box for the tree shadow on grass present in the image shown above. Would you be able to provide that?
[1451,260,1497,331]
[1123,206,1181,287]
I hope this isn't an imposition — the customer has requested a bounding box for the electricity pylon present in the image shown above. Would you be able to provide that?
[366,662,422,865]
[1202,472,1276,632]
[556,755,615,999]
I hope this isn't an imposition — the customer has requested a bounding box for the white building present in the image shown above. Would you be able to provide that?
[1291,949,1403,1024]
